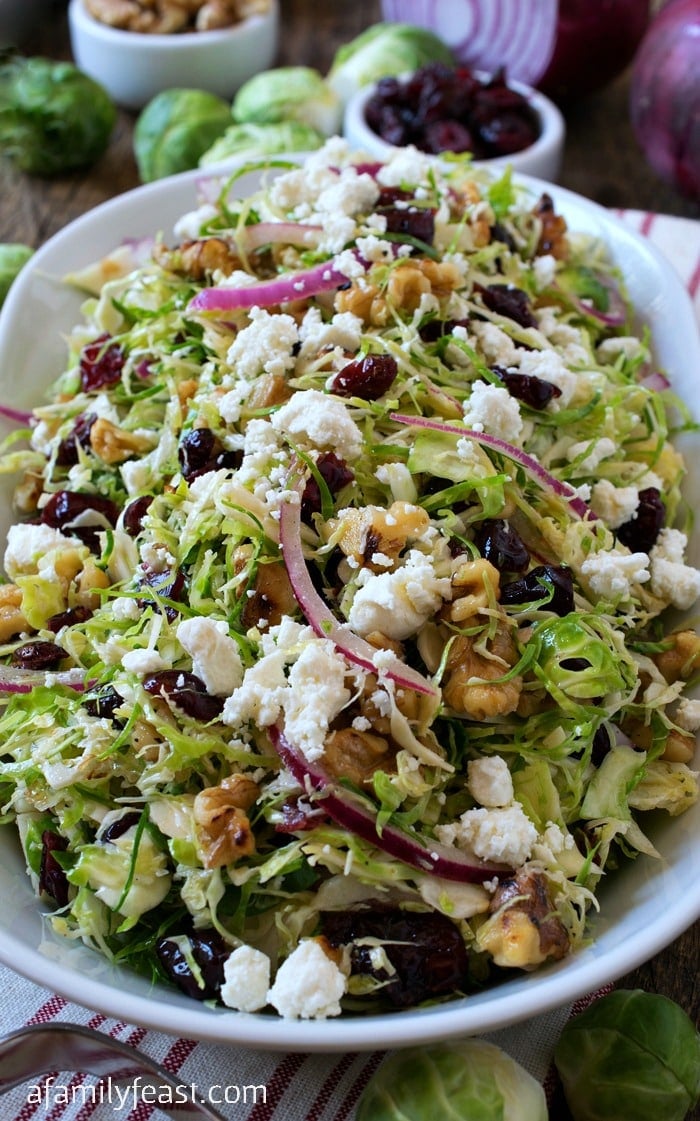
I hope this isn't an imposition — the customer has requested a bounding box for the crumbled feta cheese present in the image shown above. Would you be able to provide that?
[298,308,364,358]
[173,202,218,241]
[348,549,451,641]
[470,322,520,367]
[283,641,353,761]
[226,306,298,380]
[580,548,650,600]
[467,756,514,808]
[267,939,346,1020]
[675,697,700,733]
[271,389,363,461]
[597,336,645,362]
[463,379,523,444]
[121,649,172,676]
[436,803,537,868]
[218,380,251,424]
[4,523,81,579]
[376,146,440,189]
[532,254,557,289]
[111,597,141,622]
[649,528,700,610]
[590,479,639,529]
[566,437,616,473]
[220,945,271,1012]
[120,457,153,496]
[176,617,243,696]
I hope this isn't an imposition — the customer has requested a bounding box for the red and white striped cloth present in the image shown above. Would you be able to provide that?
[0,208,698,1121]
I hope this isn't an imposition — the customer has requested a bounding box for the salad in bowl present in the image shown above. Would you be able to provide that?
[0,141,697,1028]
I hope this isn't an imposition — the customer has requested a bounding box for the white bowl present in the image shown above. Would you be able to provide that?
[344,73,565,181]
[68,0,279,110]
[0,160,698,1051]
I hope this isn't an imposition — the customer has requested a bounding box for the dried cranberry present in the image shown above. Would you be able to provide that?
[301,452,354,524]
[46,605,93,632]
[83,686,125,724]
[480,285,537,328]
[477,109,540,156]
[143,670,224,722]
[41,490,119,531]
[11,640,65,670]
[323,908,469,1007]
[274,798,327,833]
[122,496,153,537]
[419,316,470,343]
[591,724,612,765]
[616,487,665,553]
[79,333,125,392]
[494,366,561,410]
[138,566,186,621]
[330,355,398,400]
[473,519,529,573]
[178,428,219,481]
[156,930,229,1001]
[55,413,97,467]
[500,564,574,615]
[383,205,436,245]
[101,811,142,843]
[39,831,69,907]
[490,222,517,252]
[423,119,475,154]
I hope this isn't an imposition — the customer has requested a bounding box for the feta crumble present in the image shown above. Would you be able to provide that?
[220,945,271,1013]
[266,939,346,1020]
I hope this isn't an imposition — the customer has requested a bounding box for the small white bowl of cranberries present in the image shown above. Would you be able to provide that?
[344,62,565,181]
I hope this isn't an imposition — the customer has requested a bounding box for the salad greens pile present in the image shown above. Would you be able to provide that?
[0,141,697,1019]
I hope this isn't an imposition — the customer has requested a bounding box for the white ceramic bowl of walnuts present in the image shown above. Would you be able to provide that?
[68,0,279,110]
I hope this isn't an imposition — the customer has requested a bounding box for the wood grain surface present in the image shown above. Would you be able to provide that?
[1,3,698,1113]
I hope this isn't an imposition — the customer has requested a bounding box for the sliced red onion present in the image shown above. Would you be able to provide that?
[237,222,322,253]
[0,666,88,694]
[0,404,32,425]
[390,412,593,520]
[278,487,438,698]
[188,254,361,314]
[269,724,507,883]
[639,370,671,392]
[562,275,628,328]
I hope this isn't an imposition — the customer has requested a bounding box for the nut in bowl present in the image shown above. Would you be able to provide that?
[344,63,565,181]
[67,0,280,110]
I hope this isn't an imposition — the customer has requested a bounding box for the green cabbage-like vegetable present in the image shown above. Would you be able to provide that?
[554,989,700,1121]
[327,21,455,103]
[199,120,324,167]
[0,243,33,306]
[231,66,342,136]
[0,56,116,176]
[134,88,233,183]
[356,1040,548,1121]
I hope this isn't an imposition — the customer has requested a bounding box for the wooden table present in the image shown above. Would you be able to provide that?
[2,0,699,1109]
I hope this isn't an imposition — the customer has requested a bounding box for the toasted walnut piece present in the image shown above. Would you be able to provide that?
[130,718,166,761]
[654,630,700,683]
[478,868,570,969]
[329,501,430,570]
[443,621,522,720]
[89,418,153,465]
[194,774,260,868]
[84,0,144,28]
[53,549,86,590]
[324,727,396,788]
[155,237,243,281]
[533,193,569,259]
[0,584,30,642]
[74,559,111,610]
[247,373,292,410]
[13,471,43,515]
[334,282,390,327]
[662,729,696,764]
[445,558,500,623]
[196,0,237,28]
[236,558,297,630]
[177,379,199,408]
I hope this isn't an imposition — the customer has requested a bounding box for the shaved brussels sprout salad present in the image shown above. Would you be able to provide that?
[0,140,698,1020]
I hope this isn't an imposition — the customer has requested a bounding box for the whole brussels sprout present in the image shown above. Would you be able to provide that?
[0,56,116,176]
[328,22,455,104]
[356,1039,547,1121]
[0,243,33,306]
[199,120,324,167]
[134,89,233,183]
[231,67,342,136]
[554,989,700,1121]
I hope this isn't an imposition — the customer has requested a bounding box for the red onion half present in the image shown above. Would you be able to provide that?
[269,724,508,883]
[630,0,700,200]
